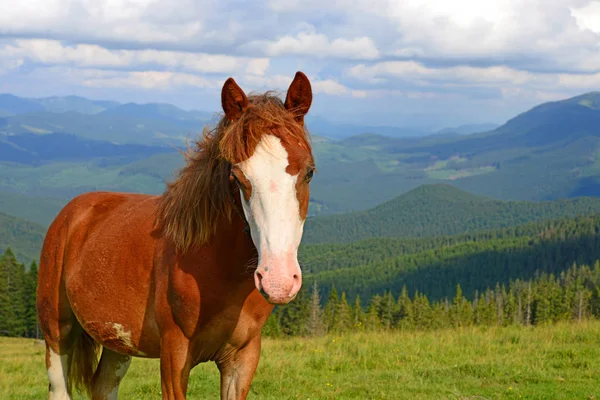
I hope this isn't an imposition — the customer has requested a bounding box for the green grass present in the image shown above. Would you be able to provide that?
[2,322,600,399]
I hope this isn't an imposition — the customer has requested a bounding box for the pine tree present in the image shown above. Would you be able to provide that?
[0,248,27,337]
[323,285,339,332]
[24,261,39,338]
[332,292,352,333]
[307,282,325,336]
[365,295,382,331]
[352,295,365,330]
[379,291,397,329]
[397,286,414,330]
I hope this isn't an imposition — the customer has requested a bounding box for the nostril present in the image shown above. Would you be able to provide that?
[254,270,264,291]
[293,273,300,281]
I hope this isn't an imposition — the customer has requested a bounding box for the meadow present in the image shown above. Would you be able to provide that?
[1,322,599,399]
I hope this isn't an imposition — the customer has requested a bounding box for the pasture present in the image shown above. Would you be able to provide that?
[2,322,599,399]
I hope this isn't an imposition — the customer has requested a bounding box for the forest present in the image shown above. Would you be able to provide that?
[2,213,600,339]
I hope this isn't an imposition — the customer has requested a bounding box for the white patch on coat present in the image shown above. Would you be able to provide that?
[236,135,304,257]
[106,322,145,355]
[104,356,132,400]
[110,323,133,348]
[47,347,71,400]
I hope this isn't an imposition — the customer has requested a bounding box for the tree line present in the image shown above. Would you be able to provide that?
[1,224,599,339]
[302,214,600,302]
[264,260,600,337]
[0,247,39,338]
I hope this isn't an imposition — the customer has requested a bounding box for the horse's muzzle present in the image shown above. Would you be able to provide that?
[254,264,302,305]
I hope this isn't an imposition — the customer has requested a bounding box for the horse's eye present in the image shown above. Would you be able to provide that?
[305,169,314,182]
[231,173,242,187]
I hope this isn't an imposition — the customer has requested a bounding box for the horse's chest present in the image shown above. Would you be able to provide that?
[168,268,257,338]
[166,269,270,361]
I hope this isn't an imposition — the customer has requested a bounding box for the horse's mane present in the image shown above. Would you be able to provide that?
[155,92,312,252]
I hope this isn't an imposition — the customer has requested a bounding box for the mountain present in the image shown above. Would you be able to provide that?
[0,212,45,264]
[302,213,600,302]
[99,102,213,122]
[0,94,213,145]
[435,123,499,136]
[303,184,600,244]
[0,94,44,116]
[0,132,176,164]
[0,192,66,227]
[34,95,120,114]
[1,91,600,216]
[309,91,600,211]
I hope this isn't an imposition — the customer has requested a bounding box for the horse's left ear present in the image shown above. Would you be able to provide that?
[285,71,312,124]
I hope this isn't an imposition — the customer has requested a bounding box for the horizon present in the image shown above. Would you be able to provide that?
[1,0,600,130]
[2,89,598,135]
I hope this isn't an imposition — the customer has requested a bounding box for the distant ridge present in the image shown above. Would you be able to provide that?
[303,184,600,244]
[0,212,45,264]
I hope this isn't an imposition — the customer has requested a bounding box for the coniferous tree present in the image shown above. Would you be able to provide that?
[24,261,39,338]
[332,292,352,333]
[352,295,365,330]
[323,286,339,332]
[0,248,27,337]
[397,286,414,330]
[307,282,325,336]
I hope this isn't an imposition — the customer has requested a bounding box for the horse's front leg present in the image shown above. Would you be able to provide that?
[217,337,262,400]
[160,329,192,400]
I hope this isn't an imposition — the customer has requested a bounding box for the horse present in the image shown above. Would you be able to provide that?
[36,71,315,400]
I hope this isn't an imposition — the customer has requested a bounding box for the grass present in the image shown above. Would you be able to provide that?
[2,322,600,399]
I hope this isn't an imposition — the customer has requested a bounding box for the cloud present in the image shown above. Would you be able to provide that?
[348,59,600,97]
[1,0,600,126]
[240,73,363,97]
[0,39,270,74]
[79,70,216,89]
[251,32,380,60]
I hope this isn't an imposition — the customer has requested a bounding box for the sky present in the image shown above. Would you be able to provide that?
[1,0,600,129]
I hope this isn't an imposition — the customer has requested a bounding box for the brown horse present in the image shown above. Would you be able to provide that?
[36,72,315,399]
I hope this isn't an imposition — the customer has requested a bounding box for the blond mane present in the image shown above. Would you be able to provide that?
[155,92,312,252]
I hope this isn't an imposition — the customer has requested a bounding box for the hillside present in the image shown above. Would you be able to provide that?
[303,184,600,244]
[310,91,600,211]
[1,91,600,216]
[302,213,600,302]
[0,212,45,264]
[0,132,175,164]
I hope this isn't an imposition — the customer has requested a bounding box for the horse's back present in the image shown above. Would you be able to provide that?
[38,191,162,357]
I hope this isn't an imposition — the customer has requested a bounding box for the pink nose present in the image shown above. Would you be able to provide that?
[254,266,302,305]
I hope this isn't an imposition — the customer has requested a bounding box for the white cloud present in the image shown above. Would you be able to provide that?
[571,1,600,33]
[0,58,24,74]
[79,70,216,89]
[257,32,380,60]
[1,0,600,124]
[0,39,269,74]
[348,60,600,96]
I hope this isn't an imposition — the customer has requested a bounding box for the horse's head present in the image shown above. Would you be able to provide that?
[221,72,314,305]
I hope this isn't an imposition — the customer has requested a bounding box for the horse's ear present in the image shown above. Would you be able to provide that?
[222,77,248,121]
[285,71,312,124]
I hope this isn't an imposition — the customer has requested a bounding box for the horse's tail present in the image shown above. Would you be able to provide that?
[68,329,102,396]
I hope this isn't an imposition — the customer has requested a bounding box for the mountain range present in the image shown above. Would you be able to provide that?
[0,91,599,221]
[303,184,600,244]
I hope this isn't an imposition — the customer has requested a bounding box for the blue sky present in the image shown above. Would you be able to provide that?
[1,0,600,129]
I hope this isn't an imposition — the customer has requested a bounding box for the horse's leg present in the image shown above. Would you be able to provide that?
[159,330,191,399]
[217,337,262,400]
[45,341,73,400]
[91,348,132,400]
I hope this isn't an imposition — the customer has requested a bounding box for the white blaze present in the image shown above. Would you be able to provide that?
[237,134,304,258]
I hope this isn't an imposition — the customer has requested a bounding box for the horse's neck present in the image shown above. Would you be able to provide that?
[207,214,257,271]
